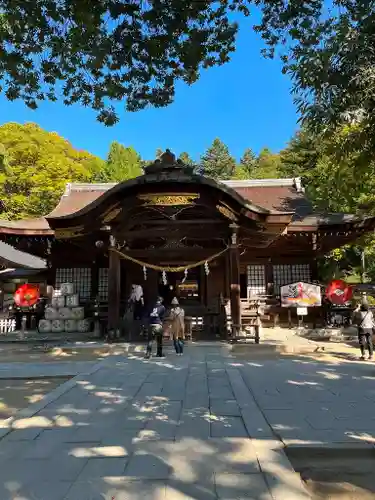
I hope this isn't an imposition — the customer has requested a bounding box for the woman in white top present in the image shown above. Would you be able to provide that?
[354,303,374,360]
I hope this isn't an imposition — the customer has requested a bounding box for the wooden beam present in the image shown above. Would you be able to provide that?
[125,248,225,260]
[131,219,224,226]
[123,226,228,240]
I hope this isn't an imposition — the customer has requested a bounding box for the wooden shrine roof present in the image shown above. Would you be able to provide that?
[0,241,47,269]
[0,217,53,235]
[46,178,310,220]
[0,176,374,241]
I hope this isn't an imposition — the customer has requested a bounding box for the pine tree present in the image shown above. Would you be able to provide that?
[280,128,320,182]
[232,148,257,178]
[155,148,164,159]
[240,148,257,175]
[178,152,194,166]
[200,138,236,180]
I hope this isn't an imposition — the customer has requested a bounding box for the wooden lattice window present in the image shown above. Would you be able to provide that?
[291,264,311,283]
[273,264,311,294]
[247,265,266,297]
[55,268,91,301]
[98,268,109,301]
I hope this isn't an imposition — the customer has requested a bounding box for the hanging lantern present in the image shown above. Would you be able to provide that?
[204,261,210,275]
[143,266,147,281]
[14,284,40,308]
[326,279,353,305]
[162,271,168,285]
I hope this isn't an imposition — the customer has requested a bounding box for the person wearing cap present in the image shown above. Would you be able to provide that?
[170,297,185,355]
[145,296,166,359]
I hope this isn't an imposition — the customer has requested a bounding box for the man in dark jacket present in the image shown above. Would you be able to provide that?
[145,296,166,359]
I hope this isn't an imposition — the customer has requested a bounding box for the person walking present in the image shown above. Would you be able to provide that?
[354,303,374,360]
[145,296,166,359]
[170,297,185,355]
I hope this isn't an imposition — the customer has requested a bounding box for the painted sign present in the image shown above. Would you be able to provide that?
[281,282,321,308]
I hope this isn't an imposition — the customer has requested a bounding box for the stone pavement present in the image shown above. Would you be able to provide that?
[237,351,375,448]
[0,360,98,379]
[0,344,310,500]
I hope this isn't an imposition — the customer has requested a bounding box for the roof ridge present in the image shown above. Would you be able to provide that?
[64,177,304,194]
[222,178,304,191]
[63,182,117,195]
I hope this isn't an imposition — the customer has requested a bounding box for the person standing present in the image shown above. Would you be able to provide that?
[145,296,166,359]
[354,303,374,360]
[170,297,185,355]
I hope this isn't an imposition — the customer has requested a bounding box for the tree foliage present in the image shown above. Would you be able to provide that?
[178,152,194,166]
[1,0,371,150]
[252,147,282,179]
[280,124,375,282]
[201,138,236,180]
[254,0,375,154]
[0,0,249,125]
[0,122,104,219]
[94,141,142,182]
[232,147,282,179]
[240,148,257,174]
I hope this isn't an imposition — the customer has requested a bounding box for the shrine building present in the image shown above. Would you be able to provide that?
[0,150,374,337]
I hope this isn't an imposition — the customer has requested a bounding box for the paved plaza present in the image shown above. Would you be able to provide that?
[0,343,373,499]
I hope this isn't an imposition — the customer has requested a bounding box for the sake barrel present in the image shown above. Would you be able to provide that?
[65,320,77,333]
[59,307,73,320]
[60,283,74,296]
[51,319,64,333]
[45,307,58,320]
[52,296,65,308]
[77,318,90,333]
[38,319,51,333]
[66,294,79,307]
[71,307,84,320]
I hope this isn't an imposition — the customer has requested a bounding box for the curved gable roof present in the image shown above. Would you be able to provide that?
[46,177,305,224]
[46,174,279,222]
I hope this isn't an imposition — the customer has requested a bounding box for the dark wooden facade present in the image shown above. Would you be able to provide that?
[1,150,375,336]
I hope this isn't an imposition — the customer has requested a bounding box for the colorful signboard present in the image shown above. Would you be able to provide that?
[281,282,321,308]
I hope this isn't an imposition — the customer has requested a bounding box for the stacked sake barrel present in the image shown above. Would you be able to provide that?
[38,283,90,334]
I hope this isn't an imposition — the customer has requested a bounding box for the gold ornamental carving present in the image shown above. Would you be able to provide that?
[54,225,84,239]
[102,204,122,223]
[138,193,200,206]
[216,204,238,221]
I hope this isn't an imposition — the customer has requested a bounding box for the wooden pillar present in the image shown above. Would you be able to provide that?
[108,237,121,334]
[229,224,241,337]
[311,233,319,282]
[224,251,230,298]
[265,258,274,296]
[91,261,99,300]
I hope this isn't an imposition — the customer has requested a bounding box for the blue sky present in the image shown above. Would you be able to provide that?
[0,15,298,162]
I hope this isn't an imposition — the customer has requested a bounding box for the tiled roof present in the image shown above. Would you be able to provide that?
[0,177,363,232]
[46,178,311,219]
[0,241,46,269]
[0,217,53,234]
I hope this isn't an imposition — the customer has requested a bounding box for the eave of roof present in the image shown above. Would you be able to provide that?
[0,218,53,235]
[0,241,47,269]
